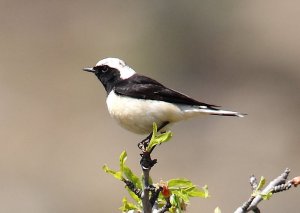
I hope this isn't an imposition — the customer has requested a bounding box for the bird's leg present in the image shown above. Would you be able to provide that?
[138,121,169,151]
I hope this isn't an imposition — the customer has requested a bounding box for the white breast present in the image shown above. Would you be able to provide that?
[106,91,186,134]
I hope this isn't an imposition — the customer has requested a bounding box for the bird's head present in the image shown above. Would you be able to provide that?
[83,58,136,93]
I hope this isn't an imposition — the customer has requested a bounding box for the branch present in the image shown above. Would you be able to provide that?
[138,122,171,213]
[140,151,157,213]
[234,168,299,213]
[105,123,206,212]
[150,186,162,206]
[123,179,142,198]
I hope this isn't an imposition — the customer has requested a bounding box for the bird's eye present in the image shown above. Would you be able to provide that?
[102,66,109,73]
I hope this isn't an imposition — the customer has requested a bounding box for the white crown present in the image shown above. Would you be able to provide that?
[95,58,136,79]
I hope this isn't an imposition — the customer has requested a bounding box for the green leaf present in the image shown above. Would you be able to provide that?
[119,197,139,212]
[123,165,142,189]
[214,206,221,213]
[118,150,142,189]
[168,178,193,189]
[187,185,209,198]
[257,176,266,191]
[102,165,123,181]
[170,194,183,213]
[261,191,273,200]
[119,151,127,173]
[168,179,209,201]
[146,123,172,152]
[252,176,267,197]
[153,131,172,144]
[170,194,177,206]
[125,187,141,203]
[172,190,190,203]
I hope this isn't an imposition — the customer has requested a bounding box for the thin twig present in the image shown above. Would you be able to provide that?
[234,168,299,213]
[150,186,162,207]
[156,197,172,213]
[248,168,290,211]
[123,179,142,198]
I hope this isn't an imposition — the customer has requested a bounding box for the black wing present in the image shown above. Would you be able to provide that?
[114,74,218,108]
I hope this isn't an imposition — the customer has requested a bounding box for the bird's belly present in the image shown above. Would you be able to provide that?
[106,91,184,134]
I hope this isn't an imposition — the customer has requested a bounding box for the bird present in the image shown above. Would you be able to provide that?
[83,58,245,135]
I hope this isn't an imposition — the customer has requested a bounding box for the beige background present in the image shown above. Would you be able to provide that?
[1,0,299,212]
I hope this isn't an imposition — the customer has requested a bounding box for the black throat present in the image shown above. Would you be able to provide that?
[94,67,122,94]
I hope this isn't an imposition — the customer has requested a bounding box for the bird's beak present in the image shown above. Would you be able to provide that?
[82,67,95,73]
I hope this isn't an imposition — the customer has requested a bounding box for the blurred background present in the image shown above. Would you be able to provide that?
[1,0,299,212]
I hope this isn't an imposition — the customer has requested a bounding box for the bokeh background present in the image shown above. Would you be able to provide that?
[1,0,299,212]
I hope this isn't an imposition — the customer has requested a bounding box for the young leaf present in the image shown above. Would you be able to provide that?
[169,194,177,206]
[119,197,139,212]
[102,165,123,181]
[123,165,142,189]
[125,187,141,203]
[169,194,183,213]
[118,150,142,189]
[187,186,209,198]
[153,131,172,144]
[119,150,127,173]
[168,178,193,189]
[146,123,172,151]
[173,190,190,203]
[257,176,266,191]
[252,176,267,197]
[261,191,273,200]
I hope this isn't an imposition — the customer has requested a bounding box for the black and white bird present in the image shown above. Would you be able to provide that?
[83,58,245,135]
